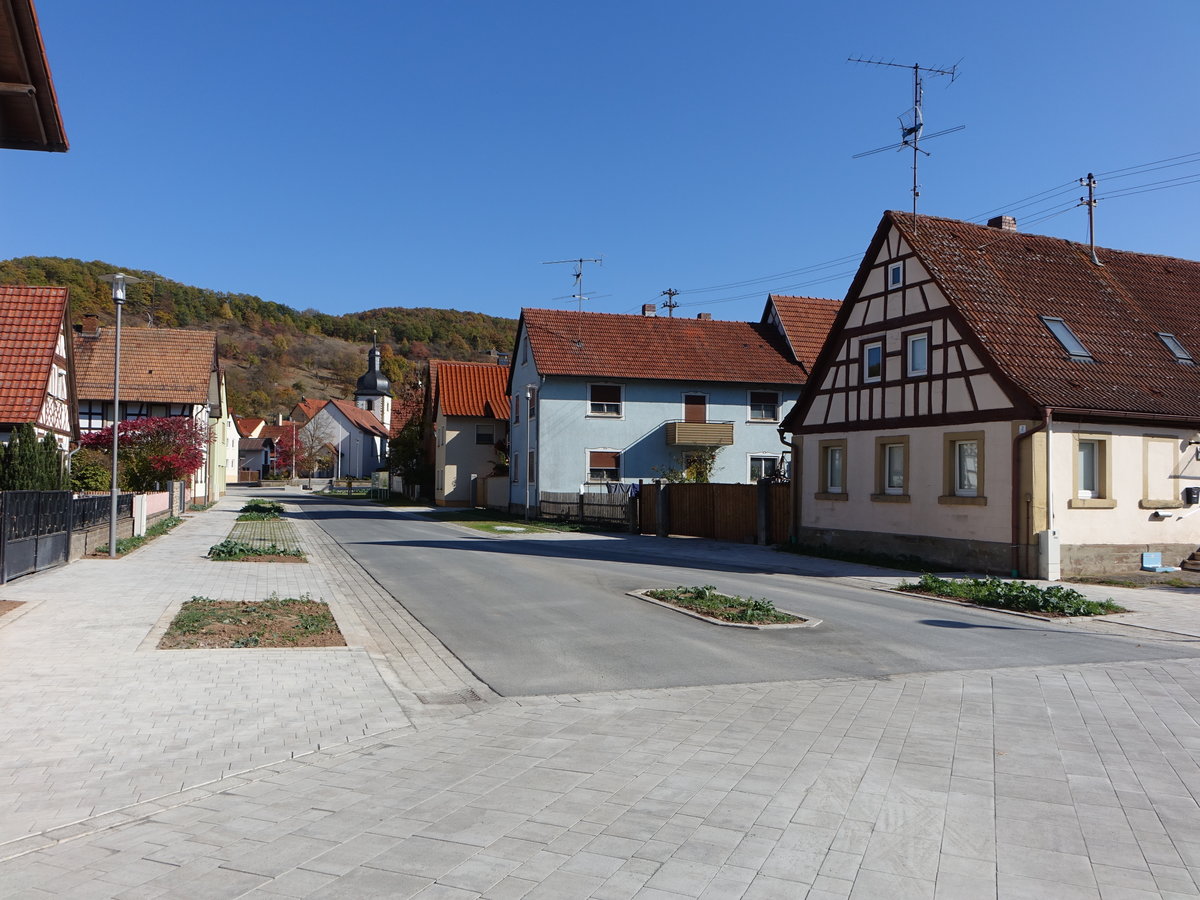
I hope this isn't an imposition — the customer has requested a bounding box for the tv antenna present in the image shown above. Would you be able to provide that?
[542,257,603,312]
[660,288,680,317]
[849,57,965,220]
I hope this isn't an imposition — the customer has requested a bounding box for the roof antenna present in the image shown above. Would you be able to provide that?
[660,288,680,317]
[1079,173,1102,266]
[543,256,602,346]
[849,57,965,226]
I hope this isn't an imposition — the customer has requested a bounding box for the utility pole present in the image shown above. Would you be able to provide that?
[660,288,680,317]
[1079,172,1102,266]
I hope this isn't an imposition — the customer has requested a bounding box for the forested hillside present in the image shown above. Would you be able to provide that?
[0,256,517,418]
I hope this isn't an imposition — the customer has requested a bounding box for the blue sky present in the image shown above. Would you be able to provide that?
[5,1,1198,324]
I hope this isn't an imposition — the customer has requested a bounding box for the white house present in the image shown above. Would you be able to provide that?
[507,297,839,508]
[782,210,1200,577]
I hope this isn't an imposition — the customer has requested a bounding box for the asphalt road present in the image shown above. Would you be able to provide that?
[297,497,1200,697]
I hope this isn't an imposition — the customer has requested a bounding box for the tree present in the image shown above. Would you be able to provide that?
[279,415,337,486]
[0,423,66,490]
[654,447,722,484]
[80,416,211,492]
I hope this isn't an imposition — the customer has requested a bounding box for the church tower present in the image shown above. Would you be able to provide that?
[355,331,392,432]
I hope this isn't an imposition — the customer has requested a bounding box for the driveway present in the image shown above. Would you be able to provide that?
[296,497,1200,696]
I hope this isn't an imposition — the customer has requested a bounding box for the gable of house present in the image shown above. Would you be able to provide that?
[434,361,509,420]
[0,285,74,441]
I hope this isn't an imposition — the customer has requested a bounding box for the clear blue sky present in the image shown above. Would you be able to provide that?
[5,1,1198,324]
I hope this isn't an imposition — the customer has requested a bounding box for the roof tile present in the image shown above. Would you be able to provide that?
[433,360,509,419]
[73,326,216,405]
[0,285,69,423]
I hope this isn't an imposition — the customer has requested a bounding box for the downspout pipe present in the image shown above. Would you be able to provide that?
[778,425,799,544]
[1011,408,1052,577]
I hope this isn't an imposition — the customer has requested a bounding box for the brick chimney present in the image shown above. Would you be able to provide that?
[77,314,101,337]
[697,313,712,320]
[986,215,1018,232]
[642,304,657,317]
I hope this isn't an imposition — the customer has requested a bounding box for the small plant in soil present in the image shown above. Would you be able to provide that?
[237,499,284,521]
[643,585,801,624]
[898,573,1126,617]
[160,593,343,649]
[207,538,305,561]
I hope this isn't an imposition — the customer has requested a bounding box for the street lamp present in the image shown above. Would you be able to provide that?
[99,273,142,559]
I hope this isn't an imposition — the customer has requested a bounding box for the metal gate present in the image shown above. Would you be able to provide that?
[0,490,72,584]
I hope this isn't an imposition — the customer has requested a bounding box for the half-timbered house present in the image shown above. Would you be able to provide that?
[781,210,1200,578]
[0,285,77,450]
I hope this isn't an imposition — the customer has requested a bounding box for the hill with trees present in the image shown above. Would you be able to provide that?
[0,256,517,418]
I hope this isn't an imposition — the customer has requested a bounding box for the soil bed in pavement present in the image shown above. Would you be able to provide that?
[159,595,344,649]
[0,600,23,618]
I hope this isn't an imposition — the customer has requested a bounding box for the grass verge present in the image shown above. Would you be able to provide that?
[207,539,306,561]
[159,593,344,649]
[96,515,184,557]
[643,585,802,624]
[236,499,284,521]
[897,573,1126,617]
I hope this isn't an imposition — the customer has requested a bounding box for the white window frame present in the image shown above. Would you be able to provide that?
[80,400,106,432]
[863,341,883,384]
[888,261,904,287]
[587,448,621,483]
[749,454,779,482]
[826,445,845,493]
[906,334,929,376]
[748,390,781,423]
[588,383,623,418]
[1077,439,1098,499]
[954,440,979,497]
[884,443,905,494]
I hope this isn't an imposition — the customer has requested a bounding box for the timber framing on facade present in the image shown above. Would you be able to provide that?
[783,210,1200,577]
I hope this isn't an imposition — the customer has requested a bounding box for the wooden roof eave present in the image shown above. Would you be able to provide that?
[0,0,68,152]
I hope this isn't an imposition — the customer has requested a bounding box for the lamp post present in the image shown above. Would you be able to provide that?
[99,273,142,558]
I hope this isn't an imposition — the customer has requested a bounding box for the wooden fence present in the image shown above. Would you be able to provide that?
[639,481,791,545]
[539,490,636,529]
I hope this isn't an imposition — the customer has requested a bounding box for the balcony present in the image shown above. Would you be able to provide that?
[665,421,735,447]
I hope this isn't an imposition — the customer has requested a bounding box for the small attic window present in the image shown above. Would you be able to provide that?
[1156,332,1194,365]
[1040,316,1092,361]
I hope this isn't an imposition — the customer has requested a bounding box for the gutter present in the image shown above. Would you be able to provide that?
[1011,408,1051,577]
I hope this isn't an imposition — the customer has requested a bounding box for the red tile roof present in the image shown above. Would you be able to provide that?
[764,295,842,372]
[234,416,265,438]
[0,285,69,424]
[518,308,810,385]
[259,423,297,443]
[390,395,423,437]
[888,211,1200,418]
[327,398,390,438]
[73,326,216,405]
[432,360,509,419]
[292,398,324,423]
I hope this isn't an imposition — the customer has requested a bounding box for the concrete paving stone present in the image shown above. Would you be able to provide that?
[438,853,522,894]
[308,864,432,899]
[365,835,481,879]
[251,866,339,897]
[478,874,537,899]
[996,873,1102,899]
[997,842,1099,888]
[410,884,478,899]
[849,868,933,900]
[996,814,1089,855]
[1150,864,1200,893]
[934,870,995,900]
[1092,861,1163,892]
[643,857,721,895]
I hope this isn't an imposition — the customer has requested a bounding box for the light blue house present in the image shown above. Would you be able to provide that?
[507,296,839,508]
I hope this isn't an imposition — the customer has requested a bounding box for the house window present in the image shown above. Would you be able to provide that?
[683,394,707,424]
[749,391,780,422]
[889,262,904,287]
[80,401,106,432]
[954,440,978,496]
[512,452,519,482]
[906,334,928,376]
[589,384,622,417]
[817,439,847,498]
[366,399,374,412]
[587,449,620,482]
[528,387,537,418]
[750,455,779,481]
[862,341,883,383]
[872,436,910,501]
[167,404,189,417]
[528,450,536,483]
[1040,316,1093,361]
[513,395,519,424]
[124,402,149,421]
[1069,433,1114,508]
[1157,332,1194,364]
[476,424,495,445]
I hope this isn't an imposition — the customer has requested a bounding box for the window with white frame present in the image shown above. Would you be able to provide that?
[123,402,149,421]
[825,445,845,493]
[588,384,622,417]
[749,391,781,422]
[954,440,979,496]
[80,401,106,432]
[1077,439,1098,498]
[889,262,904,287]
[884,443,905,494]
[906,334,928,376]
[862,341,883,383]
[587,449,620,482]
[749,455,779,481]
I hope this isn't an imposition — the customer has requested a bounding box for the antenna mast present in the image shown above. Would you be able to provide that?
[849,57,964,222]
[542,257,603,312]
[660,288,680,317]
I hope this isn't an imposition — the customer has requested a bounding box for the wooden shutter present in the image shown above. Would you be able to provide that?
[684,394,707,423]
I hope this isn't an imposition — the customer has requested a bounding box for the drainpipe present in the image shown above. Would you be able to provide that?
[1011,408,1051,577]
[778,424,799,544]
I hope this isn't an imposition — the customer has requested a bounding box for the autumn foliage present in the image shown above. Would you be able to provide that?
[80,416,211,492]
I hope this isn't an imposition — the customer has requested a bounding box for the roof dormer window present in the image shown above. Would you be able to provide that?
[1040,316,1092,361]
[1156,332,1194,365]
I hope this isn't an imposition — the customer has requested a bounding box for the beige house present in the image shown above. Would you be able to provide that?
[426,360,509,506]
[782,211,1200,577]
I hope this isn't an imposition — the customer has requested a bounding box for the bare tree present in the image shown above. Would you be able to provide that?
[294,414,337,489]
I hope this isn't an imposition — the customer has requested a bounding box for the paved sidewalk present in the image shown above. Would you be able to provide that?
[1,493,1198,899]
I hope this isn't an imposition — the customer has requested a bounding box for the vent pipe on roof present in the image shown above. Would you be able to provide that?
[986,215,1017,232]
[642,304,657,317]
[697,313,712,320]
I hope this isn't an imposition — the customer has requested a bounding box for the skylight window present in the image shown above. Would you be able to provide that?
[1157,332,1194,365]
[1040,316,1092,361]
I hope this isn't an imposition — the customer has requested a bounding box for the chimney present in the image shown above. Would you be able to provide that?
[697,313,712,321]
[496,352,511,367]
[986,215,1018,232]
[642,304,657,317]
[77,314,101,337]
[277,414,284,426]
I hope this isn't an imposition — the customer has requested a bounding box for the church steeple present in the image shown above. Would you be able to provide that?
[355,330,392,431]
